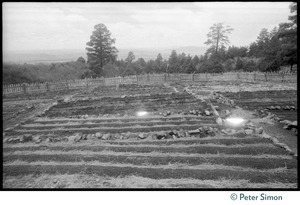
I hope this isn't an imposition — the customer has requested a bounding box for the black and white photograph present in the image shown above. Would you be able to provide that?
[2,2,297,190]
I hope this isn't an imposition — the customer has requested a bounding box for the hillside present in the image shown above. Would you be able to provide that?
[3,46,207,64]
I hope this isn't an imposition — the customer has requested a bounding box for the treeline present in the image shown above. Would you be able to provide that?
[83,3,296,77]
[3,58,89,85]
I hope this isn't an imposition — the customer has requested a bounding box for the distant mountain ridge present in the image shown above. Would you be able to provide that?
[3,46,208,64]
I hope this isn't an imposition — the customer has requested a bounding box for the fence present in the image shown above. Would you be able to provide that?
[3,71,297,96]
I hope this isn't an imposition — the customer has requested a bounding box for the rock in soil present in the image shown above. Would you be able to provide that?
[220,129,227,135]
[188,129,201,135]
[198,127,204,133]
[165,133,173,139]
[95,132,103,139]
[204,110,210,116]
[244,129,254,135]
[255,127,264,134]
[225,110,231,116]
[280,120,291,125]
[45,137,53,143]
[81,134,88,140]
[102,133,111,140]
[138,133,147,139]
[68,133,82,142]
[291,121,297,126]
[283,123,297,130]
[178,129,186,138]
[33,136,42,143]
[21,134,33,142]
[156,131,166,140]
[216,117,223,126]
[74,133,83,142]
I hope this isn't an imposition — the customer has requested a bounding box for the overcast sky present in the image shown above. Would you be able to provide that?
[3,2,293,52]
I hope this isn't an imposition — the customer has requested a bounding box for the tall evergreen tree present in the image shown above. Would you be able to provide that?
[204,23,233,54]
[126,51,135,64]
[86,23,118,76]
[278,2,297,71]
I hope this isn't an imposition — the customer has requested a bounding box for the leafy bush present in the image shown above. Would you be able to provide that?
[3,61,90,84]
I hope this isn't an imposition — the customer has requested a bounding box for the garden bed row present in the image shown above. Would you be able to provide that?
[3,164,296,183]
[3,143,289,156]
[3,152,296,169]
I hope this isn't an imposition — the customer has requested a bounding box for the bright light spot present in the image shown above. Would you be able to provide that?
[136,111,148,117]
[225,117,245,125]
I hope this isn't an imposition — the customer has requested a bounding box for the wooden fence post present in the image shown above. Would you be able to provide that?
[136,75,139,85]
[66,80,69,90]
[22,83,27,94]
[205,72,208,81]
[281,72,285,82]
[254,72,256,81]
[46,82,50,92]
[264,73,268,81]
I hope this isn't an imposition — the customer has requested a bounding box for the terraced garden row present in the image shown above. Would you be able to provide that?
[44,93,212,117]
[220,90,297,121]
[3,134,297,188]
[73,84,174,99]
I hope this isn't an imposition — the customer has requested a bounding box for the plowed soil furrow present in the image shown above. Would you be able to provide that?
[3,164,296,183]
[20,120,216,129]
[3,144,289,155]
[3,153,296,169]
[53,99,202,108]
[34,116,215,123]
[220,90,297,99]
[54,94,198,105]
[3,174,297,188]
[91,137,271,146]
[10,124,218,134]
[236,101,297,108]
[2,136,267,147]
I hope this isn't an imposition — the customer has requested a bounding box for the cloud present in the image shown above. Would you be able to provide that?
[3,3,89,50]
[3,2,292,51]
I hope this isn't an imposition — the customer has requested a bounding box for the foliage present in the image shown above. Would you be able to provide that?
[235,58,244,71]
[126,51,135,64]
[3,61,90,85]
[227,46,248,59]
[277,2,297,71]
[223,59,235,72]
[76,57,86,64]
[86,23,118,76]
[204,23,233,54]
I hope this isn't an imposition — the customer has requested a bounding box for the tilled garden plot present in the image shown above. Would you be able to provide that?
[5,115,217,137]
[2,84,297,188]
[220,90,297,121]
[81,84,174,98]
[2,89,80,129]
[44,93,212,117]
